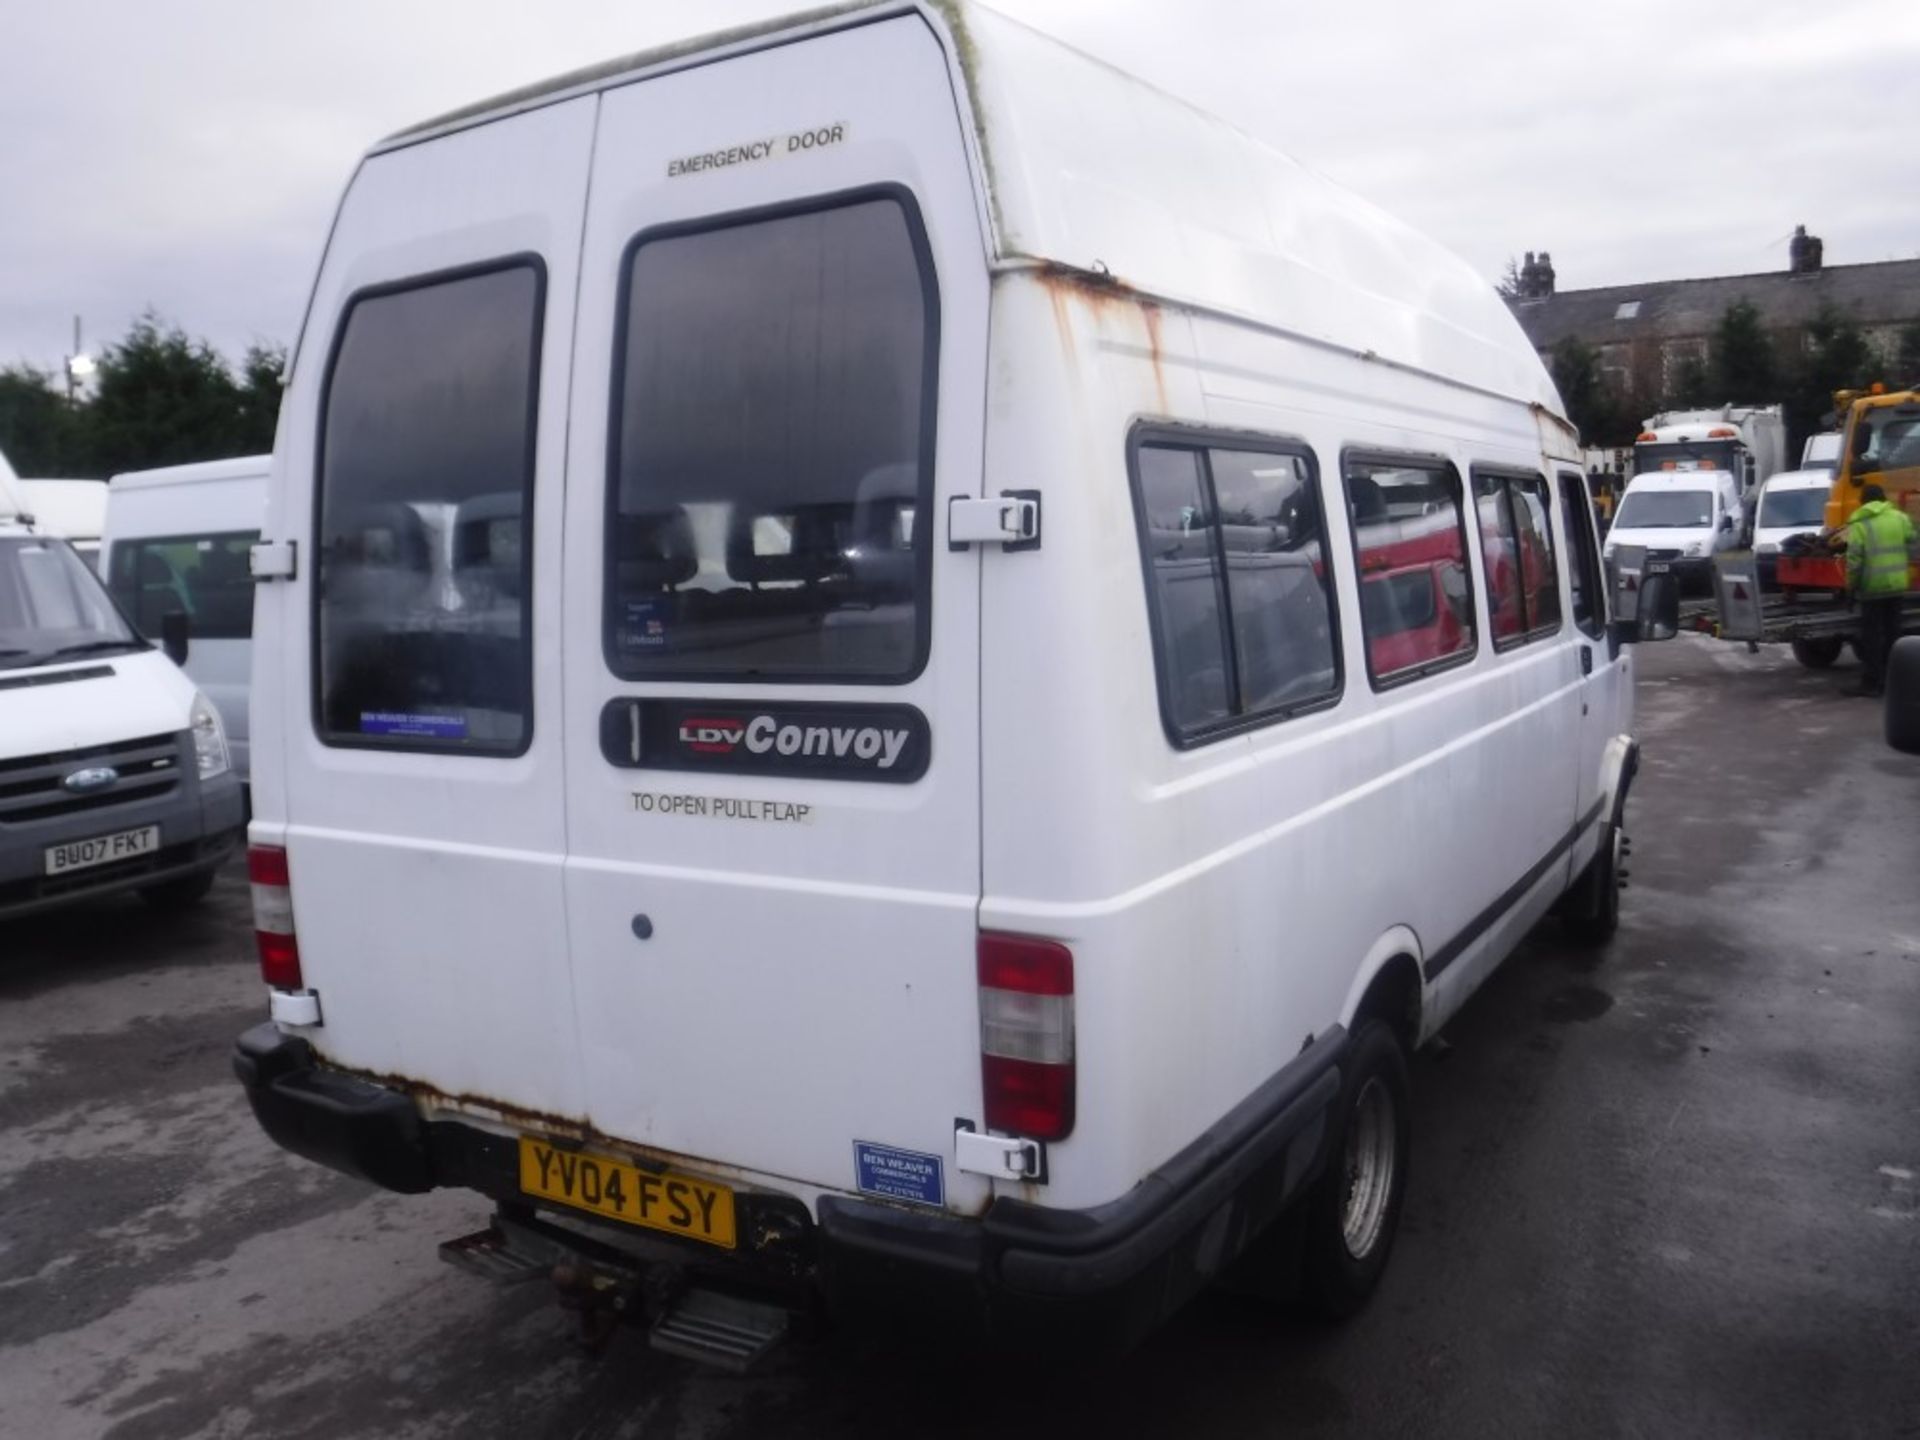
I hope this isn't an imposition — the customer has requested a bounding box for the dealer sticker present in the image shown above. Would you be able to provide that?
[853,1141,945,1208]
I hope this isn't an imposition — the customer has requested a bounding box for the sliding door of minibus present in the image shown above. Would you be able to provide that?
[266,102,594,1116]
[559,15,992,1204]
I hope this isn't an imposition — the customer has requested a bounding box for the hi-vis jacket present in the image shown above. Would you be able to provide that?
[1845,500,1916,597]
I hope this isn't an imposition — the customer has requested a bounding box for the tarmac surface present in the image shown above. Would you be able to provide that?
[3,635,1917,1439]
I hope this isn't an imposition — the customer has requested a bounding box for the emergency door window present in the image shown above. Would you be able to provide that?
[606,193,937,682]
[1133,438,1339,743]
[315,261,543,753]
[1342,457,1476,685]
[1475,470,1563,647]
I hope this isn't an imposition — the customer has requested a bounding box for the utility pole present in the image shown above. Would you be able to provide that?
[64,315,95,406]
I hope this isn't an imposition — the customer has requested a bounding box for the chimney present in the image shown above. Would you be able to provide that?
[1789,224,1823,275]
[1517,251,1555,299]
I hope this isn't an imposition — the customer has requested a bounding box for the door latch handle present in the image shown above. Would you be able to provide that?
[1580,645,1594,676]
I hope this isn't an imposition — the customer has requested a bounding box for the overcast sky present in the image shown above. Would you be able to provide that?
[2,0,1915,373]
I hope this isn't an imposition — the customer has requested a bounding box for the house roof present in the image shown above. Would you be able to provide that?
[1509,257,1920,354]
[373,1,1563,416]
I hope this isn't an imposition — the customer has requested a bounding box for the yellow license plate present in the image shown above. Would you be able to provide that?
[518,1137,736,1249]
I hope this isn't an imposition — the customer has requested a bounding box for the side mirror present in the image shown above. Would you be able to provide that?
[1636,571,1681,641]
[160,609,190,666]
[1720,514,1736,534]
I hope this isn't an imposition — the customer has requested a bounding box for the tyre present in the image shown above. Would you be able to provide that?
[1790,636,1844,669]
[1298,1018,1411,1319]
[140,868,217,912]
[1888,636,1920,755]
[1561,822,1621,945]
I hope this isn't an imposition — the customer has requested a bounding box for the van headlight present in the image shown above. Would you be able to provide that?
[190,691,231,780]
[1685,540,1705,557]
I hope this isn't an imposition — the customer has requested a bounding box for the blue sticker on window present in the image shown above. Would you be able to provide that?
[853,1141,944,1207]
[359,711,468,739]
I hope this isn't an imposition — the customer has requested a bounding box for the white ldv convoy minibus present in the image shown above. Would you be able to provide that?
[235,1,1678,1361]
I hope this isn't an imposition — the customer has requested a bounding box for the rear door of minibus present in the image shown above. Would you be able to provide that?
[265,101,594,1118]
[559,15,993,1210]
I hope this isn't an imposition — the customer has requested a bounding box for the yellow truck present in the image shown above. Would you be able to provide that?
[1710,385,1920,666]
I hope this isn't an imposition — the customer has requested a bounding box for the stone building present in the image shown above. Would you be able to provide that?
[1506,228,1920,400]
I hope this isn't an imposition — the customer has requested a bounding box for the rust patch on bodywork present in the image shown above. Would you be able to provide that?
[1031,260,1167,406]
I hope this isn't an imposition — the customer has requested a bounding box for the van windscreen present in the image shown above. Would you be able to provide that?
[314,261,543,754]
[0,534,141,668]
[605,194,937,682]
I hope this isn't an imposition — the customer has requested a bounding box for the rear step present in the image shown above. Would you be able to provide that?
[649,1288,790,1373]
[438,1225,552,1285]
[442,1216,791,1371]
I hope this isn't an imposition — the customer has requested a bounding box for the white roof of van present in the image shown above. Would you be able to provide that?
[379,1,1565,421]
[1623,471,1728,490]
[1761,469,1832,490]
[109,455,272,490]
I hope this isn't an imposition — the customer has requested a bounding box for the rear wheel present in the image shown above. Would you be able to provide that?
[1791,636,1844,669]
[1298,1018,1411,1318]
[140,868,216,913]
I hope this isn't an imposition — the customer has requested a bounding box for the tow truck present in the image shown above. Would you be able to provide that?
[1703,385,1920,667]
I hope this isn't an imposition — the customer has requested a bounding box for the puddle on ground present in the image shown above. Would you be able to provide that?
[1540,985,1615,1024]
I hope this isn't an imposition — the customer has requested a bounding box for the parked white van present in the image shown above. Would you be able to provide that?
[101,457,268,783]
[1603,470,1744,592]
[12,478,108,564]
[1750,468,1834,589]
[0,514,244,919]
[234,1,1676,1358]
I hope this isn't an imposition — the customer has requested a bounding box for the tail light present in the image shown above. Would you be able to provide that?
[978,933,1075,1141]
[249,844,302,990]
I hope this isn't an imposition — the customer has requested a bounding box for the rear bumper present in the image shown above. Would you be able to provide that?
[234,1023,1345,1349]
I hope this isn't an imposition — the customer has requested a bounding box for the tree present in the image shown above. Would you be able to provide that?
[1496,256,1525,300]
[82,313,252,476]
[1669,353,1712,409]
[0,316,287,479]
[1784,304,1875,453]
[1895,321,1920,386]
[0,365,84,475]
[1708,299,1775,401]
[232,345,287,456]
[1551,337,1613,443]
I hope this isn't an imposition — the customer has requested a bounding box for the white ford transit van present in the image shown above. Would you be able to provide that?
[0,515,244,919]
[101,457,269,783]
[234,2,1672,1358]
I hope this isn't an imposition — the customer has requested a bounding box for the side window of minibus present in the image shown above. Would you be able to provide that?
[1474,470,1562,647]
[1341,455,1477,687]
[109,533,258,639]
[1557,472,1607,637]
[1132,438,1340,744]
